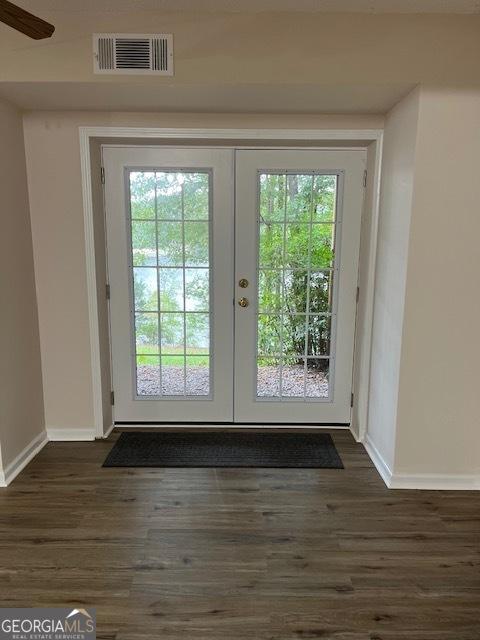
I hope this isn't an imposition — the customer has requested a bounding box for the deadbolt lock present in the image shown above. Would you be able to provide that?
[239,278,249,288]
[238,297,249,308]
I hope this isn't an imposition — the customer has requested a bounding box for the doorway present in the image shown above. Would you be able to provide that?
[103,146,365,424]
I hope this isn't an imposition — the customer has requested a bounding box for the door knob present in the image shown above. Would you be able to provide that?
[239,278,249,288]
[238,297,249,308]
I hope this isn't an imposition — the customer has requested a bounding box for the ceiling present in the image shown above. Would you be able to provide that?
[0,2,476,114]
[0,81,414,113]
[11,0,480,13]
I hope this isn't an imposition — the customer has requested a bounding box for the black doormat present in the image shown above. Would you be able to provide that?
[102,431,343,469]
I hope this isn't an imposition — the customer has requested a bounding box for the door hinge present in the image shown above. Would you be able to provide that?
[363,169,367,188]
[106,283,111,300]
[356,286,360,303]
[350,392,354,408]
[101,166,105,185]
[110,390,115,406]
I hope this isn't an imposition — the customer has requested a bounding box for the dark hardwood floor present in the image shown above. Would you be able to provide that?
[0,429,479,639]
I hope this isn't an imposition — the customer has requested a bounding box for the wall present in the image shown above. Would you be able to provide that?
[366,86,480,488]
[394,87,480,483]
[366,88,420,471]
[23,111,382,436]
[0,97,45,482]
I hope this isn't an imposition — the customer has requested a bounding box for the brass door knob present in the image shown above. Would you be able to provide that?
[239,278,249,288]
[238,297,249,308]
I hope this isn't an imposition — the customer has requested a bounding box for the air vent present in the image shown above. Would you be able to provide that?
[93,33,173,75]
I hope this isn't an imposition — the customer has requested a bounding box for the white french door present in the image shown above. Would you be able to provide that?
[104,146,365,424]
[104,147,234,422]
[234,150,365,423]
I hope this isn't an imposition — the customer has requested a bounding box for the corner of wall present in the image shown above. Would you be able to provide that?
[0,95,46,476]
[365,85,480,490]
[363,86,421,483]
[364,433,393,487]
[1,431,48,487]
[391,85,480,485]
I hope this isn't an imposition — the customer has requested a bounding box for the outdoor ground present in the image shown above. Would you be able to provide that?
[137,364,328,397]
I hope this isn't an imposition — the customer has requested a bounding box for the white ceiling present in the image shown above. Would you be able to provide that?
[14,0,480,13]
[0,81,414,113]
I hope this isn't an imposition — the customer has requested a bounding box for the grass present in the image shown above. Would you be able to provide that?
[136,344,209,366]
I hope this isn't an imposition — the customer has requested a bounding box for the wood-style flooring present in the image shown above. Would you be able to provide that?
[0,429,479,639]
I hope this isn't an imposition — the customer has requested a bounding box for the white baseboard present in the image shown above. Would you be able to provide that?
[363,434,393,487]
[349,425,363,443]
[102,423,115,439]
[389,473,480,491]
[364,434,480,490]
[0,427,97,487]
[1,431,48,487]
[47,428,95,441]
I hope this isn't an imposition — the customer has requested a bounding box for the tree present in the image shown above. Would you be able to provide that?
[130,171,210,356]
[258,173,336,372]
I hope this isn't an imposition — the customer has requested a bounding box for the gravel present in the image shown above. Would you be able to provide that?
[137,364,328,398]
[137,365,209,396]
[257,365,329,398]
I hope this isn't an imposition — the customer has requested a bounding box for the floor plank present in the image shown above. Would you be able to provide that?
[0,429,479,639]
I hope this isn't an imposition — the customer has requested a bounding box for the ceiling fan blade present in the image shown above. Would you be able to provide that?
[0,0,55,39]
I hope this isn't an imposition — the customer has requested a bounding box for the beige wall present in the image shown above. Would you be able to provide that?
[395,87,480,477]
[22,111,381,434]
[367,88,420,469]
[367,85,480,483]
[0,97,45,474]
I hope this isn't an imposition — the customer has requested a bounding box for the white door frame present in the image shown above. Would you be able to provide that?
[79,127,383,439]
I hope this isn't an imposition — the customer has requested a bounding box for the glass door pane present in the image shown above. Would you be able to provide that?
[257,173,337,401]
[129,171,211,397]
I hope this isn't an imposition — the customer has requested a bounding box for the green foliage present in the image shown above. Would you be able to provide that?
[258,173,336,371]
[129,171,210,359]
[129,171,156,219]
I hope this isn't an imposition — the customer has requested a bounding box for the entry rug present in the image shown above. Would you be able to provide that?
[102,431,344,469]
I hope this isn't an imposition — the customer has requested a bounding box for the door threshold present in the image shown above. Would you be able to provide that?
[114,421,350,429]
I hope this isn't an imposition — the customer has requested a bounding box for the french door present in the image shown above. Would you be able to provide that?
[104,148,234,422]
[103,146,365,424]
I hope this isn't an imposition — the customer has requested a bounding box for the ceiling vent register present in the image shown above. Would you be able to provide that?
[93,33,173,75]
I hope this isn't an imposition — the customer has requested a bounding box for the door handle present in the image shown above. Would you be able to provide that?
[238,297,249,308]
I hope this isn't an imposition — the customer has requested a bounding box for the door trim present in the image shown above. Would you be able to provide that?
[79,127,383,439]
